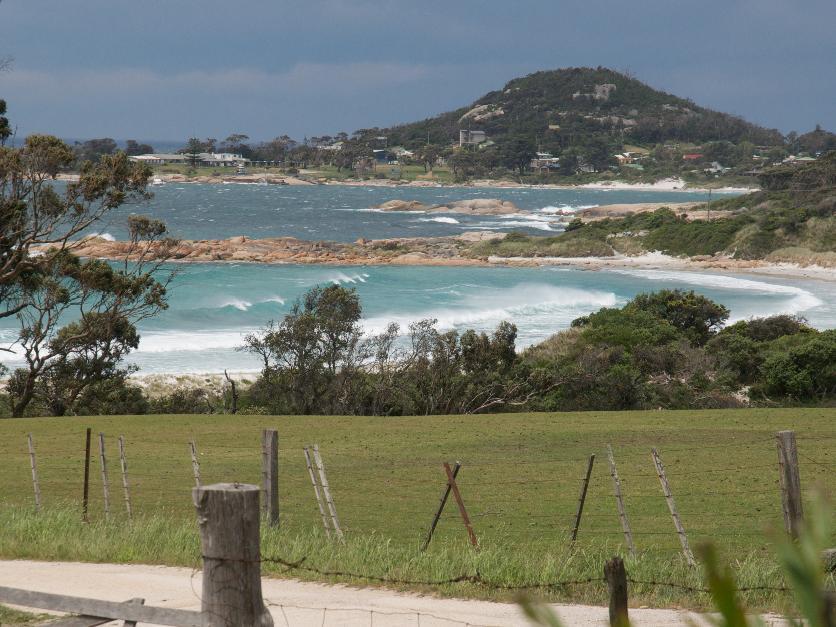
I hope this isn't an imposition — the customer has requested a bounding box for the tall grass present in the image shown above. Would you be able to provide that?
[0,504,814,614]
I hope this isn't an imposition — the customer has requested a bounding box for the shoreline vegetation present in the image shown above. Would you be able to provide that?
[57,171,756,193]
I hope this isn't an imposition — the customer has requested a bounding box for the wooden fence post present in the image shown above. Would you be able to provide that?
[607,445,635,557]
[303,447,331,538]
[776,430,804,539]
[192,483,274,627]
[571,454,595,542]
[312,445,343,540]
[443,462,478,548]
[189,440,201,488]
[604,556,629,627]
[98,433,111,520]
[82,427,91,523]
[651,448,695,566]
[118,436,132,520]
[261,429,279,527]
[27,434,41,513]
[421,462,461,552]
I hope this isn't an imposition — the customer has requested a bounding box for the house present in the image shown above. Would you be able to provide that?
[704,161,731,174]
[459,129,487,147]
[199,153,250,167]
[682,153,704,161]
[129,153,187,165]
[530,152,560,171]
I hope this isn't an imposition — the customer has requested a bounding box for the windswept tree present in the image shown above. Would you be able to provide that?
[1,131,177,416]
[0,99,10,146]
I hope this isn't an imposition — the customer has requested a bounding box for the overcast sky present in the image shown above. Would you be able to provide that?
[2,0,834,143]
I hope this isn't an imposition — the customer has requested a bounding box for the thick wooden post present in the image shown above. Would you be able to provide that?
[604,556,629,627]
[776,430,804,539]
[82,428,92,523]
[312,445,343,540]
[192,483,273,627]
[118,436,133,520]
[571,454,595,542]
[27,434,41,513]
[443,462,478,548]
[421,462,461,552]
[607,445,635,556]
[98,433,111,520]
[189,440,201,488]
[651,448,695,566]
[262,429,279,527]
[303,447,331,538]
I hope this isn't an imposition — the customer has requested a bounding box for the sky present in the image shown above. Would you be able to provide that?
[1,0,835,144]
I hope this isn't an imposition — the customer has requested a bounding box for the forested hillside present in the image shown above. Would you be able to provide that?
[384,67,785,150]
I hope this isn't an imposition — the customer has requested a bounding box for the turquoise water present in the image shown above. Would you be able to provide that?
[3,185,834,374]
[3,263,830,374]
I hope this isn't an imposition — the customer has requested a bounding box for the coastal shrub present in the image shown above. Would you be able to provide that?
[758,331,836,401]
[626,289,729,345]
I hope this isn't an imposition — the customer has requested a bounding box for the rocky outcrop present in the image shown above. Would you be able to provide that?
[56,234,484,267]
[375,198,523,215]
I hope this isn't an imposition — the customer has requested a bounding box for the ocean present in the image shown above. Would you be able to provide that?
[2,183,834,374]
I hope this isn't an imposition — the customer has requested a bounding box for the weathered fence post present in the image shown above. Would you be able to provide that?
[651,448,695,566]
[27,434,41,513]
[421,462,461,551]
[312,445,343,540]
[607,445,635,556]
[604,556,629,627]
[192,483,273,627]
[303,447,331,538]
[82,427,92,523]
[261,429,279,527]
[571,454,595,542]
[98,433,111,520]
[118,436,133,520]
[776,430,804,539]
[443,462,478,548]
[189,440,202,488]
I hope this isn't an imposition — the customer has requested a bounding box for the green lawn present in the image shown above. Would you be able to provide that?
[0,409,833,610]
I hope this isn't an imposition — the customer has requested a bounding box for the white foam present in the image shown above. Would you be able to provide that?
[85,232,116,241]
[420,216,460,224]
[362,285,617,342]
[330,272,368,285]
[137,329,250,353]
[608,269,823,316]
[218,298,253,311]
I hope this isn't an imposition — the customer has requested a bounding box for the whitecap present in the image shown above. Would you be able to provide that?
[217,298,252,311]
[419,216,460,224]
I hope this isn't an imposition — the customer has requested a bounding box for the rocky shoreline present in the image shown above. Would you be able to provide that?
[58,233,836,282]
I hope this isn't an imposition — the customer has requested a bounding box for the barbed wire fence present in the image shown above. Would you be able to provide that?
[2,425,835,625]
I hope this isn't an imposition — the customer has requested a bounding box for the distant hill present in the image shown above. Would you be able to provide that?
[384,67,786,149]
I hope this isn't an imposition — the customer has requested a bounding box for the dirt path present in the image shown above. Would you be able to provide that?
[0,560,786,626]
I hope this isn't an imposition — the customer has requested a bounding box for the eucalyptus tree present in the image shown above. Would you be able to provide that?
[1,133,178,416]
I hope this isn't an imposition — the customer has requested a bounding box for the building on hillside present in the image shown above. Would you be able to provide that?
[530,152,560,172]
[459,129,487,147]
[682,153,704,162]
[704,161,731,174]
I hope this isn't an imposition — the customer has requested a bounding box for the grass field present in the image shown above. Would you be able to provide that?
[0,409,833,611]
